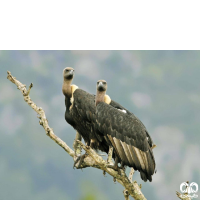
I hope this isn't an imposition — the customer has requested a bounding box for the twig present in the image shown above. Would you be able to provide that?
[123,189,130,200]
[73,132,82,156]
[176,191,191,200]
[7,71,147,200]
[129,168,135,183]
[123,168,135,199]
[107,146,113,164]
[7,71,75,158]
[176,181,192,200]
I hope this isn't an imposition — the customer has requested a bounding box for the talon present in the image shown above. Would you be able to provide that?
[107,164,122,175]
[107,157,122,175]
[103,170,106,177]
[113,177,116,182]
[121,161,126,171]
[73,154,87,169]
[73,155,81,169]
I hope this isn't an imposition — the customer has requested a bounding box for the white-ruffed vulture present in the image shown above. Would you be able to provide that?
[62,68,110,164]
[95,80,156,182]
[62,68,130,164]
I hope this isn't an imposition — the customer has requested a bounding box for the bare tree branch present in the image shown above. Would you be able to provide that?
[176,191,191,200]
[122,168,135,199]
[176,181,192,200]
[123,189,130,200]
[107,146,113,164]
[73,132,82,162]
[7,71,147,200]
[129,168,135,183]
[7,71,75,158]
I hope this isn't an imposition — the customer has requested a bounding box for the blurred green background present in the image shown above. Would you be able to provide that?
[0,51,200,200]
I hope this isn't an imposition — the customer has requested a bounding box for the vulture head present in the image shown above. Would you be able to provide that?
[96,80,111,106]
[63,67,74,80]
[97,80,107,92]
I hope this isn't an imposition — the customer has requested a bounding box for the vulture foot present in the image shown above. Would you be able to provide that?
[107,164,122,175]
[107,157,124,175]
[120,161,126,171]
[73,154,87,169]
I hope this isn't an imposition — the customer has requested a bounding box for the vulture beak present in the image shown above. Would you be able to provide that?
[64,69,74,80]
[69,70,74,75]
[98,82,105,91]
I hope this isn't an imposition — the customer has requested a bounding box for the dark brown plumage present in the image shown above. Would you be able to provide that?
[95,80,156,182]
[62,69,129,155]
[62,69,156,182]
[62,68,109,154]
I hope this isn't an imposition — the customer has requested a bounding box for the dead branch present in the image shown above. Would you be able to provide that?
[7,71,147,200]
[176,191,191,200]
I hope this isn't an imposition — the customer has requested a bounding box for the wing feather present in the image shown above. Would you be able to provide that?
[120,141,134,166]
[133,147,145,171]
[128,145,141,170]
[113,137,129,164]
[107,135,120,158]
[96,101,156,182]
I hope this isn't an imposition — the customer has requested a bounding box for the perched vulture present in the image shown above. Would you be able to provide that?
[95,80,156,182]
[62,68,130,159]
[62,67,111,165]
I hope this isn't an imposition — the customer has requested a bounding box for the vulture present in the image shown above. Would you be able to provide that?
[62,67,110,165]
[62,67,130,162]
[95,80,156,182]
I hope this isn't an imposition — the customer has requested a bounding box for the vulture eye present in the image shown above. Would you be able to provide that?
[65,69,69,72]
[103,82,106,84]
